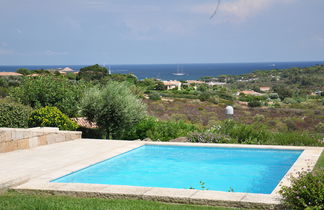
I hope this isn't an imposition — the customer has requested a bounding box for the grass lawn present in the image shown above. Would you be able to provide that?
[314,150,324,170]
[0,191,238,210]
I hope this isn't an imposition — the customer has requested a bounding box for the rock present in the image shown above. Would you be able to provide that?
[142,138,152,141]
[169,137,188,142]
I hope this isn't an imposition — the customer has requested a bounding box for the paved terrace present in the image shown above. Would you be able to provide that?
[0,139,322,209]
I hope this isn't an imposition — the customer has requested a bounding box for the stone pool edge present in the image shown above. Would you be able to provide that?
[12,141,323,209]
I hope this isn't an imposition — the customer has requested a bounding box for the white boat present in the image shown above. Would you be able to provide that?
[172,64,185,76]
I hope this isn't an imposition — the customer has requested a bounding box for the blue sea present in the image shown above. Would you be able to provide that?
[1,61,323,80]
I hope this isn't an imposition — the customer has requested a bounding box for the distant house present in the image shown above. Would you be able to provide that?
[186,80,205,85]
[0,72,22,76]
[260,86,271,92]
[238,90,264,96]
[206,81,226,86]
[182,80,205,90]
[162,80,182,90]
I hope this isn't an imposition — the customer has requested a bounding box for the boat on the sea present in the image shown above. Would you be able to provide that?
[172,64,185,76]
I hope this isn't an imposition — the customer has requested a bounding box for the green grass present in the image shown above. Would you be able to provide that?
[314,150,324,170]
[0,191,238,210]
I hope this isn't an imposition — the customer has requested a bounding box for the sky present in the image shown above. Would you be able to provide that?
[0,0,324,65]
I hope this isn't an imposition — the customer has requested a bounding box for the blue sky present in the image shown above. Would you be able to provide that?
[0,0,324,65]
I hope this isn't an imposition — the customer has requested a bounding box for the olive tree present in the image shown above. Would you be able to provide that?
[81,81,147,139]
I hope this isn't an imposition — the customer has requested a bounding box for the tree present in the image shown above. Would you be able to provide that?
[273,85,293,100]
[78,64,108,81]
[81,81,147,139]
[9,76,85,117]
[0,99,32,128]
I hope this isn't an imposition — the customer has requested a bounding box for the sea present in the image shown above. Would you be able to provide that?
[0,61,323,80]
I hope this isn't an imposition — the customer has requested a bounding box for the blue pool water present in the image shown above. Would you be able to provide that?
[52,145,302,194]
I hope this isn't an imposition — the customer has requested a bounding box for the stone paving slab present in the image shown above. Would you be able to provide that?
[1,139,323,209]
[0,139,144,189]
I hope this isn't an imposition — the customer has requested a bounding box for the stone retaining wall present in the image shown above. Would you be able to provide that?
[0,127,82,153]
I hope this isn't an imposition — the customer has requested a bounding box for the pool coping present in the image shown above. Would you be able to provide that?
[12,140,323,209]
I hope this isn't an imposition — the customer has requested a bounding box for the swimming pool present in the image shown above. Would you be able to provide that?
[52,145,302,194]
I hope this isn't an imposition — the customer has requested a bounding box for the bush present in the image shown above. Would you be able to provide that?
[0,100,32,128]
[123,117,199,141]
[214,120,270,144]
[280,170,324,210]
[28,106,78,131]
[248,100,261,107]
[283,97,298,104]
[122,116,157,140]
[188,131,231,143]
[9,76,85,117]
[0,87,8,98]
[269,93,279,99]
[78,64,108,81]
[149,92,161,101]
[198,91,211,102]
[267,132,322,146]
[146,120,198,141]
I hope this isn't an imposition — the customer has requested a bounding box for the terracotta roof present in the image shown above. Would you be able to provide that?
[0,72,23,76]
[240,90,264,96]
[260,87,271,91]
[71,117,98,129]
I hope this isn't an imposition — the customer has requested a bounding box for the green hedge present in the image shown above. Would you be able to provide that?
[0,100,32,128]
[123,117,199,141]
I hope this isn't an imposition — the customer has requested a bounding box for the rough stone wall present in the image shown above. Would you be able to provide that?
[0,127,82,153]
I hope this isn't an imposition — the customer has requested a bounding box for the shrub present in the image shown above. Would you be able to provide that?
[198,91,211,101]
[0,100,32,128]
[0,87,8,98]
[283,97,298,104]
[215,120,270,144]
[188,131,231,143]
[122,116,157,140]
[78,64,108,81]
[123,117,199,141]
[315,122,324,133]
[9,76,85,117]
[267,132,322,146]
[146,120,198,141]
[269,93,279,99]
[28,106,78,131]
[279,170,324,210]
[149,92,161,101]
[248,100,261,107]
